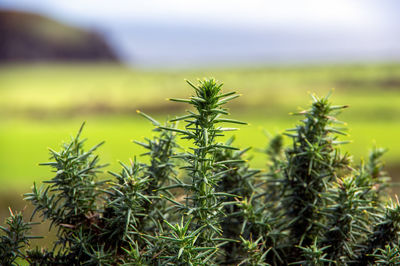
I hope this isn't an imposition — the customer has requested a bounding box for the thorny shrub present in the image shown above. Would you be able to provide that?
[1,78,399,265]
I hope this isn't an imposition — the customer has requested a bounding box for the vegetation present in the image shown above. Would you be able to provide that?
[1,63,400,190]
[1,78,399,265]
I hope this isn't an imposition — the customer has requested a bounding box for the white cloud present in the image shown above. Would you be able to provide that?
[8,0,386,31]
[1,0,398,66]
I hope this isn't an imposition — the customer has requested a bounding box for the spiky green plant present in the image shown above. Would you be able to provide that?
[159,78,247,262]
[158,217,218,265]
[354,198,400,264]
[371,241,400,265]
[321,175,371,263]
[0,209,40,265]
[23,123,108,263]
[212,137,261,263]
[280,94,350,258]
[290,238,333,265]
[1,78,399,265]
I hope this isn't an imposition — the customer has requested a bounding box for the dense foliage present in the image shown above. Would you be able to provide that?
[1,78,399,265]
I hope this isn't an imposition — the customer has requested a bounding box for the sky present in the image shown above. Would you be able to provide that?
[1,0,400,67]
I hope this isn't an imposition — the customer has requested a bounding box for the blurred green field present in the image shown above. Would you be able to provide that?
[1,63,400,191]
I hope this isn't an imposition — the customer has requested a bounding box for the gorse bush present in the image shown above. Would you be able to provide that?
[1,78,399,265]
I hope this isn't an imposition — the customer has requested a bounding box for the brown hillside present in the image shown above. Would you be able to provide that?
[0,9,119,62]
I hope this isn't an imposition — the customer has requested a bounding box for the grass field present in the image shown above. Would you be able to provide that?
[1,63,400,191]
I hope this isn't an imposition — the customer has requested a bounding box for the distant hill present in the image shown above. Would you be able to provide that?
[0,9,119,62]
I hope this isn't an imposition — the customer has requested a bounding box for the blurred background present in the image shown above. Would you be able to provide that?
[1,0,400,230]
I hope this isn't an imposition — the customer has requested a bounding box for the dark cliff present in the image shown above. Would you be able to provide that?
[0,9,119,62]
